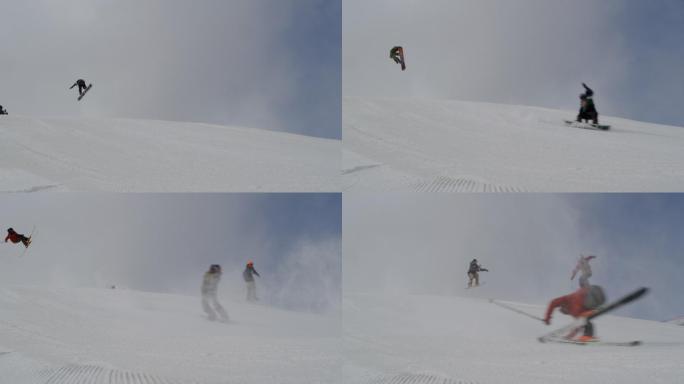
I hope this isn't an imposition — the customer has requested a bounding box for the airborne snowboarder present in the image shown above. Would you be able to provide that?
[201,264,229,322]
[69,79,92,100]
[243,260,260,301]
[577,83,599,124]
[5,228,31,248]
[544,285,606,342]
[389,46,406,71]
[571,254,596,288]
[467,259,488,288]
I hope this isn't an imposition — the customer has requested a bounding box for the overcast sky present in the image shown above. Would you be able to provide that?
[0,193,341,314]
[0,0,341,139]
[344,0,684,128]
[344,193,684,322]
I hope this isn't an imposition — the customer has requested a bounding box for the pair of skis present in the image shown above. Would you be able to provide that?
[491,287,648,346]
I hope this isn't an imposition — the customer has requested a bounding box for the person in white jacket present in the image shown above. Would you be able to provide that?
[243,261,261,302]
[201,264,229,322]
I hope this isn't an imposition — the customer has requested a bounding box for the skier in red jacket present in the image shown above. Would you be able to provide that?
[5,228,31,248]
[544,285,606,342]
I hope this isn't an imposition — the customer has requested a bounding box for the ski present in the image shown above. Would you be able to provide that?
[587,287,648,320]
[538,336,640,347]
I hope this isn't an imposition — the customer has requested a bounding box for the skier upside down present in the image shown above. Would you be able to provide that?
[5,228,31,248]
[544,285,606,342]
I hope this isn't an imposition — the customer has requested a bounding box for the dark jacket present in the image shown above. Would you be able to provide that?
[468,261,488,274]
[70,79,86,89]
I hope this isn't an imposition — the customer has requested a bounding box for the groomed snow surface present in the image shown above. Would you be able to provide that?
[0,286,341,384]
[343,292,684,384]
[0,116,340,192]
[343,98,684,192]
[3,286,683,383]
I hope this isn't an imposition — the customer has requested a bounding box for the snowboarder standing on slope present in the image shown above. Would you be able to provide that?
[577,83,599,124]
[69,79,89,96]
[0,105,7,115]
[544,284,606,342]
[389,46,406,71]
[571,254,596,288]
[243,260,260,301]
[467,259,488,288]
[201,264,229,322]
[5,228,31,248]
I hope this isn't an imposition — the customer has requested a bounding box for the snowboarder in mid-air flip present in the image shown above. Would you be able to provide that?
[390,46,406,71]
[571,254,596,288]
[467,259,488,288]
[577,83,599,124]
[5,228,31,248]
[544,284,606,342]
[201,264,229,322]
[243,260,260,301]
[69,79,92,100]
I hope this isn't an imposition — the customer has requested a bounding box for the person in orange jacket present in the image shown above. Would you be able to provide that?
[5,228,31,248]
[544,285,606,342]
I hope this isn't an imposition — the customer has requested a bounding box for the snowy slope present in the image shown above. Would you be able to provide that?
[0,286,341,384]
[0,116,340,192]
[343,292,684,384]
[666,317,684,326]
[343,98,684,192]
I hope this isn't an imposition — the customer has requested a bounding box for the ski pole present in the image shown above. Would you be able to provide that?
[490,299,545,322]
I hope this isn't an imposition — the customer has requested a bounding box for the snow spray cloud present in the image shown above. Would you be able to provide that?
[343,194,684,321]
[259,237,341,314]
[0,0,341,139]
[343,0,684,127]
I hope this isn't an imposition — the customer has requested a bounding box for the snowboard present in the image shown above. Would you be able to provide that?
[564,120,610,131]
[78,84,93,101]
[465,281,486,289]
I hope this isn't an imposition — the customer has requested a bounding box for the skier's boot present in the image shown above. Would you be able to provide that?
[578,335,598,342]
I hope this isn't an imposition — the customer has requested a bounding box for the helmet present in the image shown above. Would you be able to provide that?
[209,264,221,273]
[7,228,13,232]
[247,260,254,267]
[579,94,587,100]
